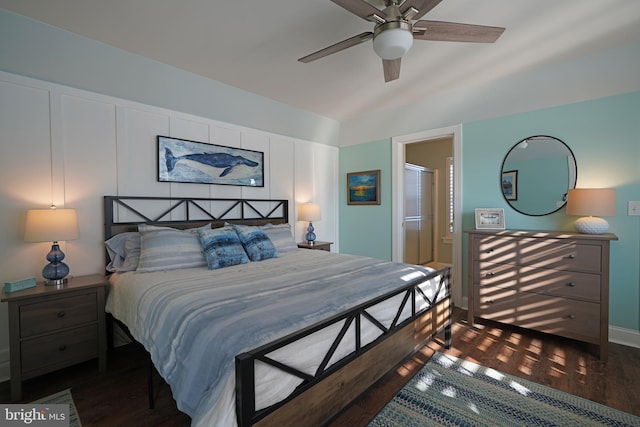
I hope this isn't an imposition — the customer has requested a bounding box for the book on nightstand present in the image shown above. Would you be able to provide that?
[4,277,37,293]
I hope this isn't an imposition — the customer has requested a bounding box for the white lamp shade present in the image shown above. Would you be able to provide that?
[566,189,616,217]
[24,208,79,242]
[373,27,413,60]
[298,203,321,222]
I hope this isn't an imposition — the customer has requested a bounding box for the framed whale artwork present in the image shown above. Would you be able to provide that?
[157,136,264,187]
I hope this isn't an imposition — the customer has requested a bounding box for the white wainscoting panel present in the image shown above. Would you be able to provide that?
[0,71,339,382]
[60,93,118,276]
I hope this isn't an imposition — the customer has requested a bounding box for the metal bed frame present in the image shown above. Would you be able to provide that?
[103,195,451,426]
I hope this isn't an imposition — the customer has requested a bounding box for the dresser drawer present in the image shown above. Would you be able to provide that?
[20,293,97,338]
[21,324,98,377]
[517,266,601,302]
[475,262,601,302]
[474,236,519,263]
[475,237,601,273]
[475,285,600,343]
[474,261,519,287]
[516,239,601,273]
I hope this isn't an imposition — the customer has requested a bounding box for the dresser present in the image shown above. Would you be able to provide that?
[1,274,107,401]
[467,229,617,360]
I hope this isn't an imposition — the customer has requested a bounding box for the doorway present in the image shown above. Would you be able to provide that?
[404,163,435,265]
[391,125,463,308]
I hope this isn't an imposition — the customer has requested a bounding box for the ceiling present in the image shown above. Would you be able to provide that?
[2,0,640,121]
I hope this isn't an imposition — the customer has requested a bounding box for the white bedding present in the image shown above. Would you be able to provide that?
[105,249,446,426]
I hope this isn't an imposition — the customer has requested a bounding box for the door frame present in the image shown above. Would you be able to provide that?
[391,125,463,307]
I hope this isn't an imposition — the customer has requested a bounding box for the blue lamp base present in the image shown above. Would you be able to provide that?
[305,222,316,245]
[42,242,70,286]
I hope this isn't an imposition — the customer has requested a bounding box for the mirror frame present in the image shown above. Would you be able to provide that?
[500,135,577,216]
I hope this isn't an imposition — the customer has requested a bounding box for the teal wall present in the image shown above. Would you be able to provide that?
[339,139,393,260]
[339,91,640,330]
[462,91,640,331]
[0,9,339,146]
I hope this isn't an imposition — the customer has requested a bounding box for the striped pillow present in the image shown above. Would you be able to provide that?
[233,224,278,261]
[261,223,298,254]
[198,227,250,270]
[136,228,207,273]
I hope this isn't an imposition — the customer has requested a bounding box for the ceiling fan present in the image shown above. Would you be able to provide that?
[298,0,505,82]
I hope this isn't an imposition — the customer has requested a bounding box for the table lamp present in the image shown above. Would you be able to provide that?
[566,188,615,234]
[298,203,321,245]
[24,206,79,285]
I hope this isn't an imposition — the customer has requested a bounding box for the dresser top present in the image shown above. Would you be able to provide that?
[465,229,618,241]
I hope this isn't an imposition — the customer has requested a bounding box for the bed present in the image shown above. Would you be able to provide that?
[103,196,452,426]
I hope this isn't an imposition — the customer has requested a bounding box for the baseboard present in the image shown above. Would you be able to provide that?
[609,325,640,349]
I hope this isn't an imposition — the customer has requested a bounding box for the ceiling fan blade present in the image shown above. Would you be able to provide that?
[400,0,443,21]
[298,32,373,63]
[413,20,505,43]
[330,0,387,22]
[383,58,401,82]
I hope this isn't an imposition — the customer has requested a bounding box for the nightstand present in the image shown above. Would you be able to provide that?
[1,274,107,401]
[297,241,333,251]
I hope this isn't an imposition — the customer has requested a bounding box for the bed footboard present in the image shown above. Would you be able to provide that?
[235,266,451,427]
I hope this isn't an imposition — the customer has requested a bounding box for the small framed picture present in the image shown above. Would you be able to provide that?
[501,170,518,201]
[347,170,380,205]
[475,208,506,229]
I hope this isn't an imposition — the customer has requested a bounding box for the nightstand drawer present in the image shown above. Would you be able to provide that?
[21,324,98,376]
[20,293,97,338]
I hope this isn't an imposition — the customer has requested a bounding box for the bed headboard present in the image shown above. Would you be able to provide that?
[104,195,289,240]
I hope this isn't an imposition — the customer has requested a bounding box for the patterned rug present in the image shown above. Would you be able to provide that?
[31,389,82,427]
[369,352,640,427]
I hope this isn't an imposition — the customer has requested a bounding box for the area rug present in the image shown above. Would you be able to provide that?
[369,352,640,427]
[31,389,82,427]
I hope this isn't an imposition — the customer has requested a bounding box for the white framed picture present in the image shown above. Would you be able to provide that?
[475,208,506,230]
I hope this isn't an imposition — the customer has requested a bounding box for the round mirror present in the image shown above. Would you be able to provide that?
[500,135,577,216]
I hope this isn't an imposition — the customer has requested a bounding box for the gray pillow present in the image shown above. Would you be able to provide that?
[261,223,298,254]
[136,227,208,273]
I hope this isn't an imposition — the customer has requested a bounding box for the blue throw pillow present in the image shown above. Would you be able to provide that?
[198,227,250,270]
[233,224,278,262]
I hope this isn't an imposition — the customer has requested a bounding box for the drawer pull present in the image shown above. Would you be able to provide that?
[57,311,66,318]
[58,344,67,352]
[486,299,495,304]
[485,249,495,254]
[485,272,496,277]
[565,254,576,259]
[567,314,576,320]
[567,282,577,287]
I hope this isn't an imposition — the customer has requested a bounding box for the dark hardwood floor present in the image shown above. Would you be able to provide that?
[2,307,638,426]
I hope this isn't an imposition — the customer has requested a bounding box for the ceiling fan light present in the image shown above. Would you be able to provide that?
[373,27,413,60]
